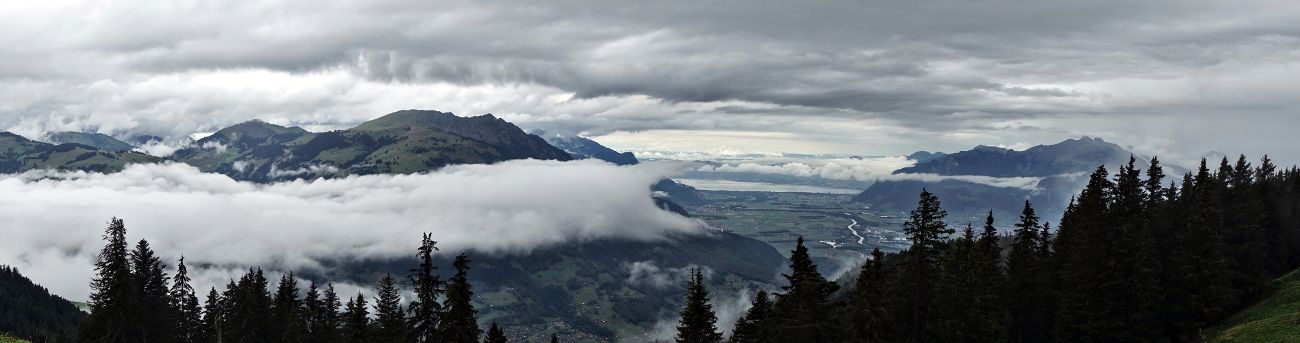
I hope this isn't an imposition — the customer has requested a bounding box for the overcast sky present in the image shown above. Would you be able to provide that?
[1,0,1298,164]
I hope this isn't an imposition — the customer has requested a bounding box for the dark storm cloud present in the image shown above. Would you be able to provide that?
[0,0,1297,162]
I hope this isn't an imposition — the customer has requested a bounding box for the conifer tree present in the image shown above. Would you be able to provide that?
[223,268,273,343]
[409,233,443,342]
[80,218,136,342]
[131,239,179,342]
[319,284,344,342]
[373,274,409,342]
[202,287,224,343]
[343,293,371,343]
[770,236,839,342]
[845,249,888,343]
[550,333,559,343]
[302,281,322,340]
[441,253,482,343]
[674,268,722,343]
[170,257,204,343]
[899,189,952,343]
[1054,166,1114,341]
[1006,201,1046,343]
[730,290,773,343]
[483,322,508,343]
[272,273,304,343]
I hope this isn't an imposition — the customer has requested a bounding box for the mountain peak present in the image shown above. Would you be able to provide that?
[354,109,571,161]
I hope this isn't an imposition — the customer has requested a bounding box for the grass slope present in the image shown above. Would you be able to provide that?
[1209,269,1300,342]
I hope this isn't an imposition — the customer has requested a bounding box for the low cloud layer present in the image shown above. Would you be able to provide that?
[0,160,703,301]
[624,261,713,290]
[694,156,1045,190]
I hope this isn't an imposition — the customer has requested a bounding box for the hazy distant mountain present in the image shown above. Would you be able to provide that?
[44,132,136,152]
[906,151,948,163]
[0,132,161,173]
[854,137,1160,220]
[172,110,572,182]
[546,135,639,166]
[545,135,706,204]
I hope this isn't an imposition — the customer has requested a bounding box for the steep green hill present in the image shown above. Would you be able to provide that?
[0,132,160,173]
[0,266,83,342]
[1209,269,1300,342]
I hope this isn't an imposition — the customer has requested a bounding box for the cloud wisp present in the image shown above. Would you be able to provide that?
[0,160,704,301]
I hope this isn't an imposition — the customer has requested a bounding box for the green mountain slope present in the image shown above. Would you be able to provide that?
[1209,269,1300,342]
[44,132,136,152]
[0,132,160,173]
[172,110,571,182]
[0,266,84,342]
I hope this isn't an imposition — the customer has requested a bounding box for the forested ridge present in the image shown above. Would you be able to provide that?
[682,155,1300,343]
[19,154,1300,342]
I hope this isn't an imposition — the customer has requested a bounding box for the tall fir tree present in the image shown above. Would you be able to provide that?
[319,284,344,343]
[730,289,774,343]
[80,218,137,343]
[1054,166,1115,341]
[899,189,952,343]
[674,268,722,343]
[483,322,507,343]
[170,257,204,343]
[131,239,179,343]
[770,236,840,342]
[845,248,889,343]
[343,293,371,343]
[1006,201,1047,343]
[223,268,273,343]
[272,273,304,343]
[302,281,323,341]
[409,233,443,343]
[201,287,224,343]
[373,273,409,343]
[441,253,482,343]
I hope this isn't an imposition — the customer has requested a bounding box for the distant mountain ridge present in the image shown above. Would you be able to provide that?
[545,135,639,166]
[170,110,572,182]
[44,132,136,152]
[854,137,1164,220]
[0,132,160,173]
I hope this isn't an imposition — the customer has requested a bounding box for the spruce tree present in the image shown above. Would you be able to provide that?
[202,287,224,343]
[343,293,371,343]
[272,273,304,343]
[900,189,952,343]
[170,257,204,343]
[1054,166,1114,341]
[845,249,888,343]
[223,268,273,343]
[319,284,344,342]
[302,281,322,340]
[550,333,559,343]
[441,253,482,343]
[80,218,136,343]
[770,236,839,342]
[730,290,773,343]
[373,273,409,342]
[483,322,508,343]
[674,268,722,343]
[131,239,178,342]
[409,233,443,342]
[1006,201,1045,343]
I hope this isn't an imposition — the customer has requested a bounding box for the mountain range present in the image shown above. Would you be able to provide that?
[0,109,767,341]
[853,137,1174,222]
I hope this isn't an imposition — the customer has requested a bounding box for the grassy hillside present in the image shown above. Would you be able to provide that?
[0,132,160,173]
[0,334,30,343]
[1209,269,1300,342]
